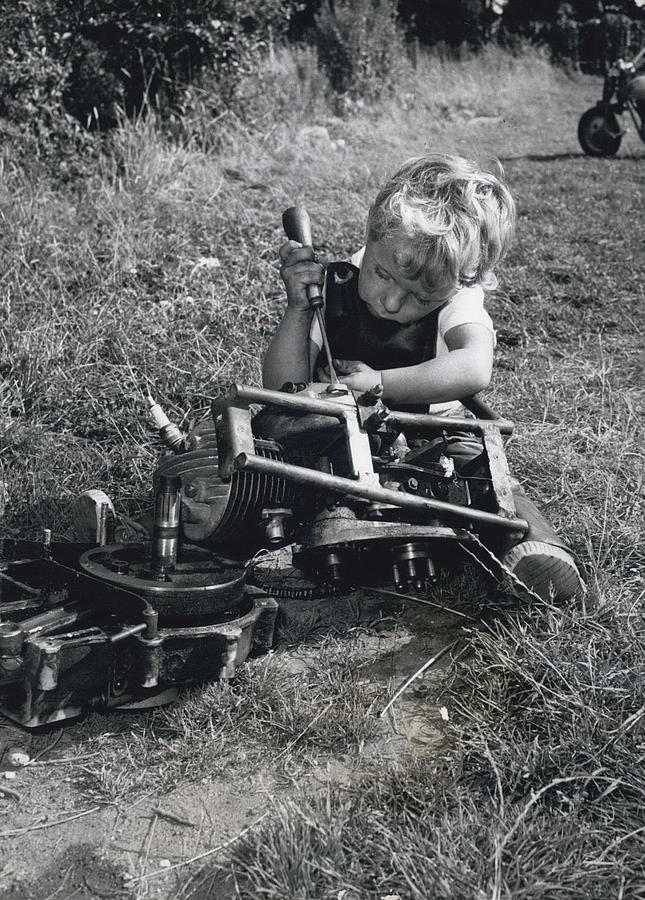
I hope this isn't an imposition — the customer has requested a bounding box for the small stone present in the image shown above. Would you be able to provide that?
[7,747,30,767]
[159,859,171,868]
[297,125,332,149]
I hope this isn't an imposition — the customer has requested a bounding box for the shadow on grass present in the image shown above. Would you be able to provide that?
[0,496,78,541]
[501,151,644,161]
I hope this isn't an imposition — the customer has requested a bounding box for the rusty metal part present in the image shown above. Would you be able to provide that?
[481,427,516,519]
[248,566,346,600]
[390,542,437,591]
[217,383,349,419]
[385,409,514,436]
[155,438,292,548]
[222,384,519,529]
[0,374,542,729]
[461,394,504,422]
[291,515,478,591]
[261,508,293,545]
[0,539,279,727]
[294,507,460,548]
[217,383,378,483]
[215,404,256,477]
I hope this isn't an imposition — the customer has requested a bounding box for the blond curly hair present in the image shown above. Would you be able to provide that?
[367,153,516,292]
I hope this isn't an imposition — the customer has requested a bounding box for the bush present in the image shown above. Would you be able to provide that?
[0,0,87,160]
[315,0,406,101]
[0,0,305,146]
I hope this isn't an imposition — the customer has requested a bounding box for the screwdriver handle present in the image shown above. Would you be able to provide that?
[282,205,324,309]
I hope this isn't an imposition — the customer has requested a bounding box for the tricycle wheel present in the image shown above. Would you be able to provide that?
[577,107,622,156]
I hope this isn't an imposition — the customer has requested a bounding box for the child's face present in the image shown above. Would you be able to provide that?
[358,236,455,324]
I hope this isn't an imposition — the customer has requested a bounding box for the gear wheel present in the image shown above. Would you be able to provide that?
[247,565,346,600]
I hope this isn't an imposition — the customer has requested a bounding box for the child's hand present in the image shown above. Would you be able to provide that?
[333,359,382,393]
[279,240,324,311]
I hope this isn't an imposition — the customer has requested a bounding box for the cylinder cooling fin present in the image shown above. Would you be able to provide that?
[154,436,294,550]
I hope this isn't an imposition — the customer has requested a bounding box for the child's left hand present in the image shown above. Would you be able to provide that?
[332,359,382,393]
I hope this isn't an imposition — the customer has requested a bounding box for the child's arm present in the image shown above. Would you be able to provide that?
[262,242,324,390]
[334,323,494,404]
[262,306,316,389]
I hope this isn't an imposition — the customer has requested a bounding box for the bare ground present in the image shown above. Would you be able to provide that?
[0,583,469,899]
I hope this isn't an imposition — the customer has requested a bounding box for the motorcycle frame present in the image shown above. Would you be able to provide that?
[599,51,645,141]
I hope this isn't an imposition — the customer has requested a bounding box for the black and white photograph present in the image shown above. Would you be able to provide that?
[0,1,643,896]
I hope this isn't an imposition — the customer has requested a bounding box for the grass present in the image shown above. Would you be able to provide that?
[70,634,390,806]
[217,598,645,899]
[1,39,645,898]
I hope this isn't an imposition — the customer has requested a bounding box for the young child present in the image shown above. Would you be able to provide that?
[263,152,584,601]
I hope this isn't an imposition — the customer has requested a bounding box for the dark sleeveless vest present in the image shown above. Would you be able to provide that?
[322,262,444,412]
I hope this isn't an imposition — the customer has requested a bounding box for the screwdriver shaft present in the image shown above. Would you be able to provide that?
[314,307,339,384]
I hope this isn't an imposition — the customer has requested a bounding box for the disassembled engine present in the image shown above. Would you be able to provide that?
[0,381,530,727]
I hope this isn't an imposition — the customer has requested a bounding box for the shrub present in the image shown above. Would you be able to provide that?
[314,0,406,101]
[0,0,305,147]
[0,0,89,161]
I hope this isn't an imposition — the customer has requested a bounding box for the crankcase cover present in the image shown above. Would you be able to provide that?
[79,543,246,620]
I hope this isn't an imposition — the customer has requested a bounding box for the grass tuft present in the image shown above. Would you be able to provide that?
[222,599,645,899]
[73,635,388,804]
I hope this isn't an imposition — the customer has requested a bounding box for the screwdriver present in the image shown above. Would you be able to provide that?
[282,205,339,384]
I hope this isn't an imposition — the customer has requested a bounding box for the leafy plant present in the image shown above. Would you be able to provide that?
[0,0,92,161]
[0,0,305,145]
[315,0,406,100]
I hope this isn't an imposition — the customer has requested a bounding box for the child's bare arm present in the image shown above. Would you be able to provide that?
[262,308,315,388]
[262,242,323,390]
[335,323,494,404]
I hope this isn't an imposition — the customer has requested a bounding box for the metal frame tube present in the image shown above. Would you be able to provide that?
[219,384,514,435]
[235,452,528,534]
[220,384,347,419]
[386,410,514,436]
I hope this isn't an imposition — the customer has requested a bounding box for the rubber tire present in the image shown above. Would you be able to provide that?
[577,107,622,157]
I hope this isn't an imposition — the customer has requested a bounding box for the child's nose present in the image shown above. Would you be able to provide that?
[381,286,407,313]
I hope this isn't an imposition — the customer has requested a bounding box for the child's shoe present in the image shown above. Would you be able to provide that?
[502,540,585,602]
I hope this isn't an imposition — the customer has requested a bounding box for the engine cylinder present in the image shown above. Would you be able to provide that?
[154,421,294,552]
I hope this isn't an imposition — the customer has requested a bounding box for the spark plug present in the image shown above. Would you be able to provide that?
[147,393,187,453]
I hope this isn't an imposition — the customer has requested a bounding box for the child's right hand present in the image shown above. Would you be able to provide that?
[279,240,324,311]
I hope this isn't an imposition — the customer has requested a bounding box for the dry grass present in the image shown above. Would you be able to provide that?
[67,635,389,806]
[1,40,644,898]
[212,597,645,899]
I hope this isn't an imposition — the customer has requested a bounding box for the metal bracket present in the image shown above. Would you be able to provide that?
[213,404,255,477]
[481,425,516,519]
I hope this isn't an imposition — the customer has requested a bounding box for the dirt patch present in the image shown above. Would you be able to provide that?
[6,844,126,899]
[0,586,473,898]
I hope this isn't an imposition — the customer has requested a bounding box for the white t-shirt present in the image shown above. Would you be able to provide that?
[310,248,496,414]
